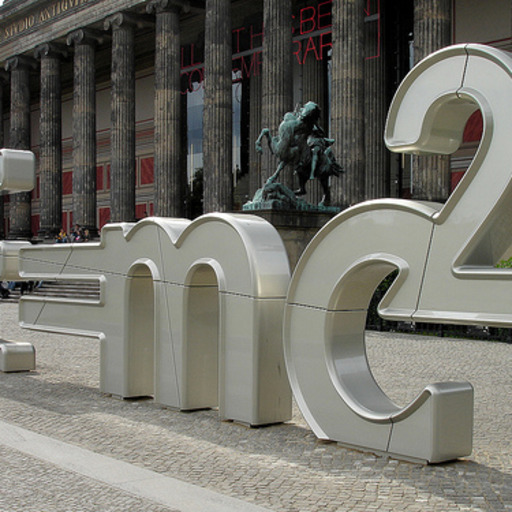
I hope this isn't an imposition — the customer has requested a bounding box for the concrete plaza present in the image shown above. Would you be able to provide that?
[0,302,510,511]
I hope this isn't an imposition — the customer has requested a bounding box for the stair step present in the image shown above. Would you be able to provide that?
[1,280,100,302]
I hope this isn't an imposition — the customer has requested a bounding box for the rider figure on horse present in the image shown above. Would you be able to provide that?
[255,101,343,206]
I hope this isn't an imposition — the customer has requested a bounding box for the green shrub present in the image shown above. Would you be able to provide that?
[496,257,512,268]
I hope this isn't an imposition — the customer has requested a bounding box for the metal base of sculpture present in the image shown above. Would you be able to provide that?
[0,340,35,372]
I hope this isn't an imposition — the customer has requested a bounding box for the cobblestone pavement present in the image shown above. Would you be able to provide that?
[0,302,510,511]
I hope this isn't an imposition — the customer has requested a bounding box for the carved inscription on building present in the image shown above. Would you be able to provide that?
[1,0,93,42]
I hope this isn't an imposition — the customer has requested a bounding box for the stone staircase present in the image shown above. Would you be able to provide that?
[0,287,22,304]
[1,280,100,303]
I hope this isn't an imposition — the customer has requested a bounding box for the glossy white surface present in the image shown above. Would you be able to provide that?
[0,241,33,280]
[0,149,36,193]
[283,44,512,463]
[0,150,36,372]
[19,214,292,426]
[10,44,512,463]
[0,340,35,372]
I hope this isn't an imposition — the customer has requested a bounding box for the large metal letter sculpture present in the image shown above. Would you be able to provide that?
[10,44,512,461]
[284,43,512,463]
[0,149,35,193]
[0,150,36,281]
[0,149,36,372]
[19,214,292,426]
[388,45,512,325]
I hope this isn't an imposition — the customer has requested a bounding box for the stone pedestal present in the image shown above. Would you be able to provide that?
[243,210,337,270]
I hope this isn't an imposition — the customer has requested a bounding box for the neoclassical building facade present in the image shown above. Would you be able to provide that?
[0,0,510,239]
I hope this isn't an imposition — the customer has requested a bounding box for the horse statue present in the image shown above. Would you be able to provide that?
[255,101,344,206]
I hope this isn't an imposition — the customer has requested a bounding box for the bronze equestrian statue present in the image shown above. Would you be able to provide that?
[255,101,344,206]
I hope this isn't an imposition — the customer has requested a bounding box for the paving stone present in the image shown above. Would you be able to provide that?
[0,303,510,511]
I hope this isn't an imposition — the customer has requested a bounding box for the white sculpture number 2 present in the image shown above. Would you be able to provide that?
[9,44,511,463]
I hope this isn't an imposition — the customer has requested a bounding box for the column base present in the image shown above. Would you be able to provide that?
[38,228,60,242]
[7,230,34,241]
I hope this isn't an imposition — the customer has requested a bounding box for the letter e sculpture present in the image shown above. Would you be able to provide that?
[0,149,36,372]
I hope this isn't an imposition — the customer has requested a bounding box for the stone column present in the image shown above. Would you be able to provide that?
[412,0,451,201]
[364,7,389,199]
[302,48,327,205]
[5,56,35,239]
[35,43,66,240]
[67,29,102,237]
[0,71,5,146]
[104,13,137,222]
[331,0,365,208]
[203,0,233,213]
[248,73,262,197]
[261,0,293,185]
[147,0,185,217]
[0,71,6,239]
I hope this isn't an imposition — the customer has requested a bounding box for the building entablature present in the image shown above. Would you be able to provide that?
[0,0,153,64]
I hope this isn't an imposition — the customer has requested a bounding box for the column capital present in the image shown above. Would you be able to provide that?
[104,11,153,31]
[66,28,104,47]
[34,42,68,61]
[146,0,190,15]
[5,55,37,72]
